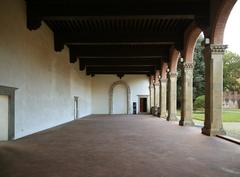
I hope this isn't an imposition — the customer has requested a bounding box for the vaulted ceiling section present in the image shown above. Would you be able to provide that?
[26,0,209,76]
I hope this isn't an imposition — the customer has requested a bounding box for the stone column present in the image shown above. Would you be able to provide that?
[149,76,155,114]
[154,70,160,116]
[167,72,178,121]
[202,44,227,136]
[160,79,167,118]
[154,82,160,116]
[179,63,194,126]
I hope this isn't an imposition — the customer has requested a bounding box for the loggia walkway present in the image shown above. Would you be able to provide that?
[0,115,239,177]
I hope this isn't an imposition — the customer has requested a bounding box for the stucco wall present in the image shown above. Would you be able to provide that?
[91,75,149,114]
[0,0,92,138]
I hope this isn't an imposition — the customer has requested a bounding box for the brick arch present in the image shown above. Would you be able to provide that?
[161,62,168,80]
[169,47,180,73]
[109,80,131,114]
[211,0,237,44]
[183,23,202,63]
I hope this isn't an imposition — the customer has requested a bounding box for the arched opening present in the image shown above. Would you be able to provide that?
[222,0,240,140]
[191,34,205,127]
[109,80,131,114]
[201,0,237,136]
[112,84,127,114]
[177,22,202,127]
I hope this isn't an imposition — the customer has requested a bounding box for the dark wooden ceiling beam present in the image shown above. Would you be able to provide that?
[69,45,169,63]
[43,15,195,21]
[87,71,153,76]
[26,1,208,18]
[54,32,182,51]
[86,66,156,75]
[79,58,162,71]
[87,71,153,75]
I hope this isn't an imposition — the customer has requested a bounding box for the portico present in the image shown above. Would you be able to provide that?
[0,0,239,176]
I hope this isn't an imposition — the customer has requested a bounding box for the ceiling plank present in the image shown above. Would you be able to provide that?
[86,66,155,72]
[69,45,169,63]
[26,1,208,18]
[79,58,162,70]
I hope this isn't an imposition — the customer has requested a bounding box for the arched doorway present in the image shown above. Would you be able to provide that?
[112,84,127,114]
[109,80,131,114]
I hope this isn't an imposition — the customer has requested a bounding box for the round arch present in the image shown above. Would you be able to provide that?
[211,0,237,44]
[109,80,131,114]
[183,22,202,63]
[169,46,180,72]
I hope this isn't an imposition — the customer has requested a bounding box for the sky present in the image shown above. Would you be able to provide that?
[223,0,240,55]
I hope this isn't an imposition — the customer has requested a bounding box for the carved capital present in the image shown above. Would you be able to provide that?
[169,72,178,78]
[160,79,167,83]
[154,82,160,86]
[210,44,227,54]
[183,63,194,70]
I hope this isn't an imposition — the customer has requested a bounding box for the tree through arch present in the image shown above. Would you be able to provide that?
[109,80,131,114]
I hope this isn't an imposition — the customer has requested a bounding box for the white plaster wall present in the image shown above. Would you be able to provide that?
[0,0,92,138]
[70,61,92,118]
[92,75,149,114]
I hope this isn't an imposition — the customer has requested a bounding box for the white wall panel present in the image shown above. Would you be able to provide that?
[0,0,92,138]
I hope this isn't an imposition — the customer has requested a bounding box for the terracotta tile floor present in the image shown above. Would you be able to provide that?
[0,115,239,177]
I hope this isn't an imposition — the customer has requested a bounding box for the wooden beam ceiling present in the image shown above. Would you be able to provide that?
[26,1,209,18]
[79,58,162,71]
[25,0,209,76]
[69,45,169,63]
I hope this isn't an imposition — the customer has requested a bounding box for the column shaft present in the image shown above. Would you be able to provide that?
[149,86,154,114]
[154,82,160,116]
[202,44,227,136]
[160,79,167,118]
[167,72,178,121]
[179,63,194,126]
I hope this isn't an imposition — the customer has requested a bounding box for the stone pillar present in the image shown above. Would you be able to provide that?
[154,70,160,116]
[160,79,167,118]
[154,82,160,116]
[202,44,227,136]
[167,72,178,121]
[179,63,194,126]
[149,76,155,114]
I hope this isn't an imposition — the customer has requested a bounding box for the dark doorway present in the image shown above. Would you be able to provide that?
[140,98,147,113]
[74,96,79,119]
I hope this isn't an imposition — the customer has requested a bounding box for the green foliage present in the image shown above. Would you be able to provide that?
[193,109,240,122]
[223,51,240,91]
[193,95,205,110]
[192,36,205,100]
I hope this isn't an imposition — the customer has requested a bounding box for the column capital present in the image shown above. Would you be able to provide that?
[169,72,178,78]
[210,44,227,54]
[154,82,160,86]
[183,63,194,70]
[160,79,167,83]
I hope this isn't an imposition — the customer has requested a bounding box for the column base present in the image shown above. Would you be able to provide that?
[167,115,178,121]
[179,119,195,126]
[154,107,160,116]
[150,107,155,115]
[160,114,167,119]
[202,126,226,136]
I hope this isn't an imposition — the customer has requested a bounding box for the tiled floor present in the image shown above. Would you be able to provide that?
[0,114,239,177]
